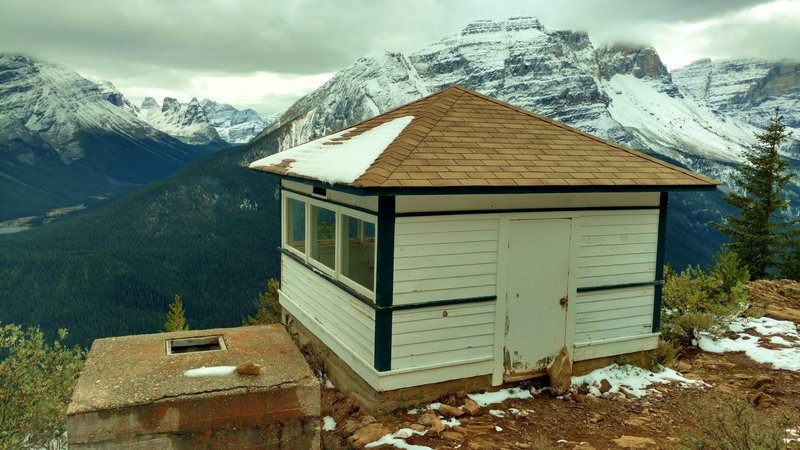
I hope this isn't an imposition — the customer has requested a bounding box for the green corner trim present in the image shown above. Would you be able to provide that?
[652,192,669,332]
[374,196,395,372]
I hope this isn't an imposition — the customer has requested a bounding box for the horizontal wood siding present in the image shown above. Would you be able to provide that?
[392,302,495,370]
[393,217,499,305]
[573,286,655,343]
[281,255,375,362]
[577,212,659,288]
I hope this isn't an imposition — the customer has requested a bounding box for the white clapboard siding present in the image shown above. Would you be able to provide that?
[394,217,499,305]
[577,212,659,289]
[573,286,654,343]
[281,255,375,362]
[392,301,495,370]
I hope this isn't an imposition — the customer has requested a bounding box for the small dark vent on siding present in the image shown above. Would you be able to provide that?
[312,186,327,198]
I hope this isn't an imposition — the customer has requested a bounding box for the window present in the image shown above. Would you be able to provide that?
[341,214,376,291]
[282,191,378,298]
[285,197,306,254]
[310,205,336,271]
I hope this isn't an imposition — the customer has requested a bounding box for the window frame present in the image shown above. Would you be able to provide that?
[282,190,378,301]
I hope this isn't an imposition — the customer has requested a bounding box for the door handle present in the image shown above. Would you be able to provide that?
[559,296,568,308]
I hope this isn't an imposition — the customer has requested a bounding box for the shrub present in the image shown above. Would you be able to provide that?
[680,397,795,450]
[661,249,749,346]
[0,324,84,449]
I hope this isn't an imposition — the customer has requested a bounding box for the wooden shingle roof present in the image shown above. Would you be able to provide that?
[250,85,718,192]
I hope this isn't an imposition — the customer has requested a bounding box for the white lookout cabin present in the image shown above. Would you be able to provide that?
[249,86,717,408]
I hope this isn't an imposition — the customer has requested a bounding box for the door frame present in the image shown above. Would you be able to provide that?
[492,212,579,386]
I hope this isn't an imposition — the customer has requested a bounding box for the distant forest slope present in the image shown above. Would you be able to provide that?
[0,137,281,347]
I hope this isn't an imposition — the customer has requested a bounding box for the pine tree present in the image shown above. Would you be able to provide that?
[242,279,281,325]
[713,109,796,279]
[164,295,189,332]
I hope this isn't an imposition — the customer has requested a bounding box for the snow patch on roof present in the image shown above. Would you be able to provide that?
[697,316,800,371]
[249,115,414,184]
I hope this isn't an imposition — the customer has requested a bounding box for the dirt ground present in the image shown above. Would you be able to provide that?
[318,280,800,449]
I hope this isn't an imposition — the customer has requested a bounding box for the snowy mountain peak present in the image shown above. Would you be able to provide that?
[199,99,269,144]
[141,97,159,110]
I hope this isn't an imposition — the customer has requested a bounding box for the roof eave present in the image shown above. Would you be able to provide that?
[262,170,719,197]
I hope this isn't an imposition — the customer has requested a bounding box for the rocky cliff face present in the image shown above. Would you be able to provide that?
[672,58,800,133]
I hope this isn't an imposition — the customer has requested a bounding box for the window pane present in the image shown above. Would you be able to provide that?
[286,197,305,254]
[341,214,376,291]
[310,205,336,270]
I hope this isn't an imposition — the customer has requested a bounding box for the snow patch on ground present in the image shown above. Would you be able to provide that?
[249,115,414,184]
[467,387,533,407]
[183,366,236,377]
[572,364,707,397]
[365,428,430,450]
[697,316,800,371]
[322,416,336,431]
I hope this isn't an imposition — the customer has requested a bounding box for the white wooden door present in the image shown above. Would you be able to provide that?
[504,219,571,377]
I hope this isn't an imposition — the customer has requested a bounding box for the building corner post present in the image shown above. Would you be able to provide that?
[652,192,669,332]
[374,196,395,371]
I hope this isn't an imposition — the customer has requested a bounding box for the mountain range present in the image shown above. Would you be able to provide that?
[0,54,269,222]
[1,17,798,347]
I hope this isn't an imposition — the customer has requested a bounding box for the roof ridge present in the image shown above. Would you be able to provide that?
[454,86,718,186]
[372,87,468,183]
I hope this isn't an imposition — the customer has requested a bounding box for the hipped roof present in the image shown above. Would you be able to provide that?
[250,85,718,193]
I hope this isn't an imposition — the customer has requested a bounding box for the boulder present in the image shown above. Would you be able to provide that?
[547,346,573,395]
[439,403,465,417]
[613,435,656,448]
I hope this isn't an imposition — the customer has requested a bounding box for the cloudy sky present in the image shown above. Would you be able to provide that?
[1,0,797,115]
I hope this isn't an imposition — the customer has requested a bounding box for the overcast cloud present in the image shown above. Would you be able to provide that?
[1,0,797,115]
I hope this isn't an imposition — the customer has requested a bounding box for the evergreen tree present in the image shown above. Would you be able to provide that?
[713,109,797,279]
[242,279,281,325]
[163,295,189,332]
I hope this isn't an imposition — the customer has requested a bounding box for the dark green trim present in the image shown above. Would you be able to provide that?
[577,281,663,293]
[281,186,378,215]
[397,205,659,218]
[374,196,395,372]
[267,172,717,196]
[652,192,669,332]
[391,296,496,310]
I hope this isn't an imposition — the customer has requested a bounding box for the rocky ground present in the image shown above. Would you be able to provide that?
[318,280,800,450]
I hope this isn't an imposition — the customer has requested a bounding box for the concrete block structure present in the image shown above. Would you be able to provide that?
[67,325,320,449]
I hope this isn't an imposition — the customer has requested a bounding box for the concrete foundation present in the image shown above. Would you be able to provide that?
[284,310,492,413]
[67,325,320,449]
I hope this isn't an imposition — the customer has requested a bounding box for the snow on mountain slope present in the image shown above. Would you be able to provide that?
[138,97,223,146]
[672,58,800,136]
[0,55,192,162]
[0,54,217,220]
[261,51,429,150]
[199,99,268,144]
[604,74,757,164]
